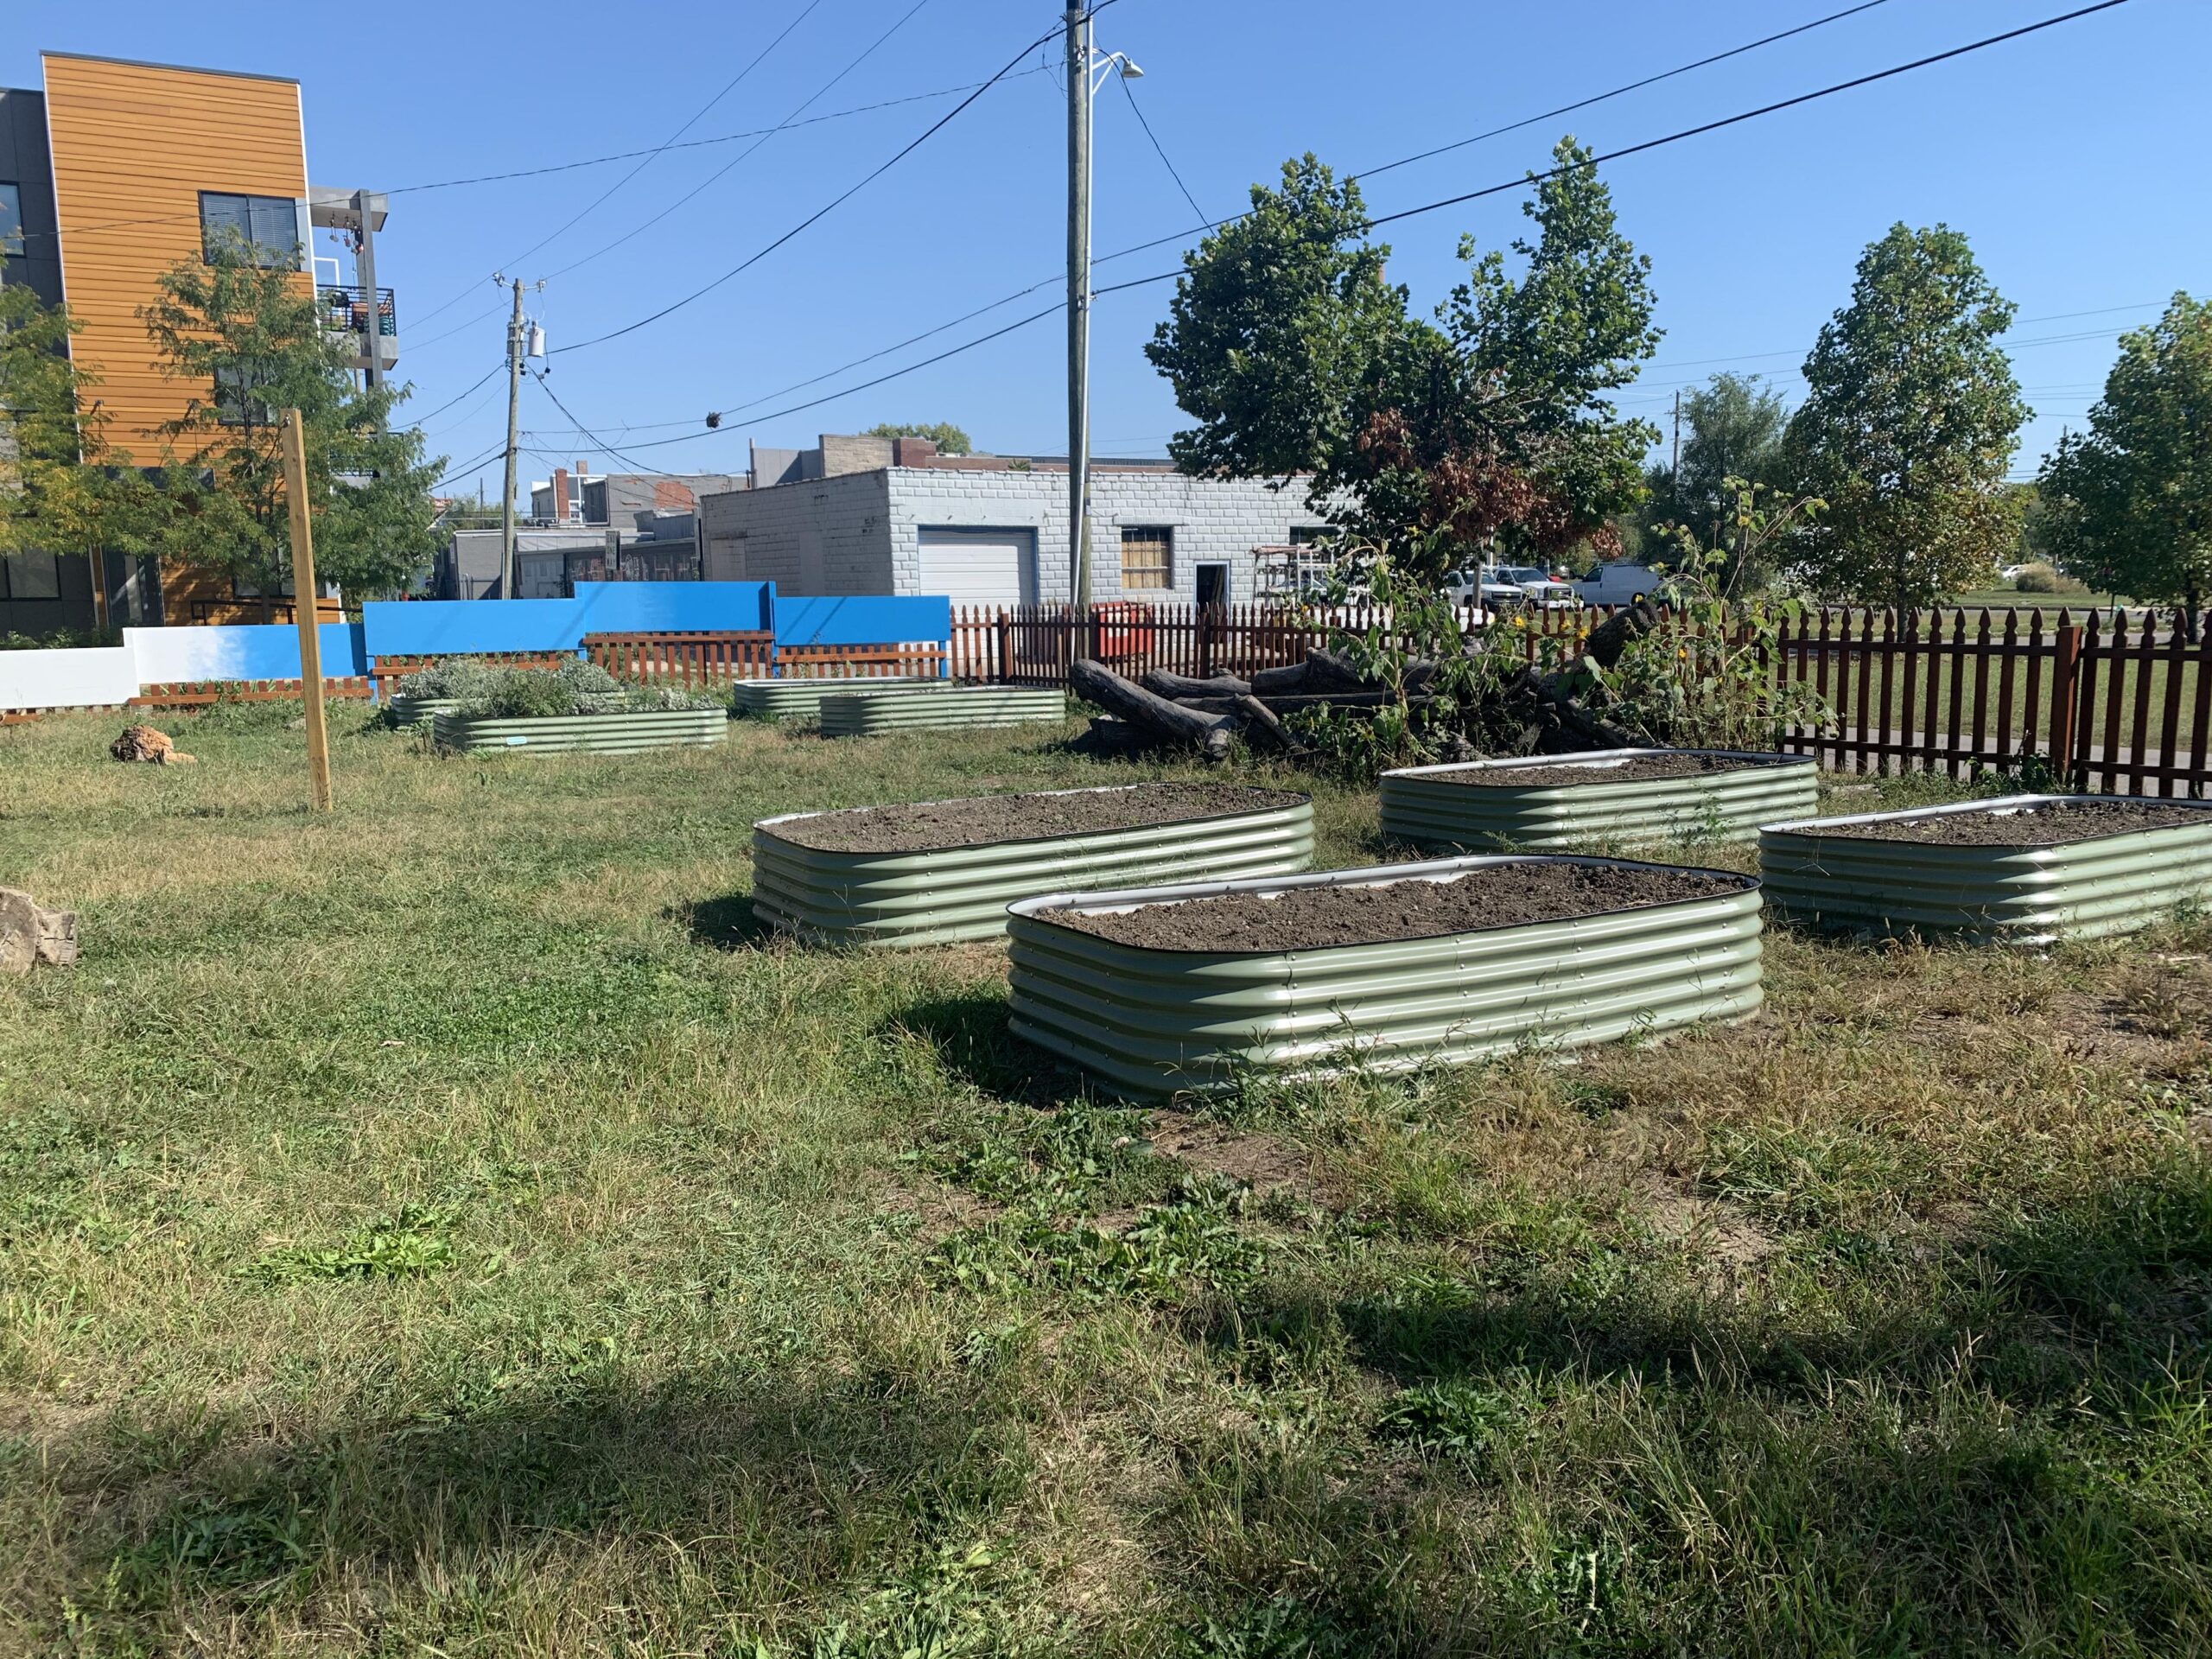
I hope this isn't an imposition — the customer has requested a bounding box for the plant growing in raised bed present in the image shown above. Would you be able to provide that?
[431,664,728,754]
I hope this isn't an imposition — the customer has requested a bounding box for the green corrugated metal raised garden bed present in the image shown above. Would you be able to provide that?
[753,784,1315,947]
[431,708,729,755]
[388,694,459,728]
[732,677,940,720]
[817,685,1067,735]
[1382,749,1819,850]
[1760,794,2212,944]
[1007,854,1765,1096]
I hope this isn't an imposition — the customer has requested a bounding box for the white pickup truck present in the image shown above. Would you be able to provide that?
[1446,564,1578,610]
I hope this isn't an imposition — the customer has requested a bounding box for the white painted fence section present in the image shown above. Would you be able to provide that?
[0,646,137,712]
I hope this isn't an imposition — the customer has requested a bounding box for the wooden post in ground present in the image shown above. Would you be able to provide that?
[2049,622,2082,792]
[279,409,333,813]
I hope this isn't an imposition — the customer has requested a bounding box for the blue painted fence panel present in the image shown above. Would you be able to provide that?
[571,582,773,634]
[127,622,370,683]
[771,594,951,650]
[360,582,773,659]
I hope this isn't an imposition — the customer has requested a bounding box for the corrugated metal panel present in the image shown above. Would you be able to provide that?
[1760,794,2212,944]
[1381,750,1819,850]
[41,54,309,453]
[732,677,939,720]
[818,686,1067,735]
[753,787,1315,947]
[388,694,458,728]
[431,709,728,754]
[1007,855,1765,1097]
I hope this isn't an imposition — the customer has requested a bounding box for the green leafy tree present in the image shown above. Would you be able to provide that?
[1783,223,2028,608]
[136,237,444,618]
[0,267,148,626]
[1148,140,1659,582]
[1652,372,1790,555]
[864,421,973,455]
[2036,293,2212,610]
[1147,156,1406,485]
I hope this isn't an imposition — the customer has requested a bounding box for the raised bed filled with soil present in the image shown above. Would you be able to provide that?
[387,693,459,728]
[732,677,940,720]
[1007,854,1764,1096]
[817,685,1067,736]
[753,783,1315,947]
[1382,749,1819,851]
[1760,794,2212,944]
[430,707,729,755]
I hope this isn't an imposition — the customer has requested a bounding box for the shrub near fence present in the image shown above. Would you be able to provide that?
[950,601,2212,798]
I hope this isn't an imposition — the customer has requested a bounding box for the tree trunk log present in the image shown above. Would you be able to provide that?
[1141,668,1253,700]
[1071,657,1236,757]
[1232,693,1299,754]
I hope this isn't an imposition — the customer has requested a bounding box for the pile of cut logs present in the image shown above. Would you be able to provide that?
[1070,597,1662,764]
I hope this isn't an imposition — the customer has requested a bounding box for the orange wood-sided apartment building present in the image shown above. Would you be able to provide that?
[0,52,391,632]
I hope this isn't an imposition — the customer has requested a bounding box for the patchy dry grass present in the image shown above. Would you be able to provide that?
[2,701,2209,1655]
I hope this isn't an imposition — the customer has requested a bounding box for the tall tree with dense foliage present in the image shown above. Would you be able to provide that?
[0,268,145,625]
[137,238,443,617]
[1783,223,2028,608]
[2036,293,2212,610]
[863,421,973,455]
[1147,138,1661,581]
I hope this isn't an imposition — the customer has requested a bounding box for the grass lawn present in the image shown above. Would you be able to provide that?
[4,702,2212,1656]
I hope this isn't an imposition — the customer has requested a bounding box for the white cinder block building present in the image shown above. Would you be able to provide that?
[697,436,1332,607]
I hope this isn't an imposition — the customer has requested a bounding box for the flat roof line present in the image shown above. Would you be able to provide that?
[41,50,299,86]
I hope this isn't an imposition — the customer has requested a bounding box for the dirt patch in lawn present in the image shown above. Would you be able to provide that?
[1808,798,2211,846]
[1442,753,1791,788]
[1039,861,1745,952]
[1147,1115,1305,1192]
[764,783,1307,854]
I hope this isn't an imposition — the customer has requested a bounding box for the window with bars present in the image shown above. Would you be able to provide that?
[1119,526,1173,591]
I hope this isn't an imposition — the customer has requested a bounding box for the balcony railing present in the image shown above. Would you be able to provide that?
[318,284,397,338]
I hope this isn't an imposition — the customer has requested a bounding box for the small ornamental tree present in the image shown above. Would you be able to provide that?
[137,236,444,617]
[1783,224,2029,609]
[2036,293,2212,612]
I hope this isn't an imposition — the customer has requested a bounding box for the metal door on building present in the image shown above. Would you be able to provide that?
[918,527,1038,606]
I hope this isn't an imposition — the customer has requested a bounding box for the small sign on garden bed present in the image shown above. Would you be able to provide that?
[1382,748,1818,851]
[1006,854,1765,1096]
[1759,794,2212,944]
[752,783,1314,947]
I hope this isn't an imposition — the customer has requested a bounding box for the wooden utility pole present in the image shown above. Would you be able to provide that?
[280,409,333,812]
[1065,3,1093,610]
[1670,388,1682,519]
[498,275,525,600]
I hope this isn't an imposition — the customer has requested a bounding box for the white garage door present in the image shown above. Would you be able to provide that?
[918,526,1038,605]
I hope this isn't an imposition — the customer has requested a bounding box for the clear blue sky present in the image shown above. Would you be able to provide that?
[9,0,2206,503]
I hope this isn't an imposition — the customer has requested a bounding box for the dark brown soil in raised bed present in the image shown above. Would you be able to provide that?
[1809,798,2212,847]
[766,784,1308,854]
[1038,861,1743,951]
[1441,753,1790,788]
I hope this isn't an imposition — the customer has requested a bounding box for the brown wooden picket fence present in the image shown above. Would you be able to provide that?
[367,652,575,697]
[582,631,775,687]
[776,643,948,679]
[132,677,375,709]
[948,601,2212,797]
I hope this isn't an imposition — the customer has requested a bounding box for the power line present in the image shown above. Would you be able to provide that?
[551,8,1113,356]
[1351,0,1893,183]
[474,0,2134,459]
[527,369,683,477]
[544,0,938,283]
[1119,73,1207,224]
[409,361,505,426]
[388,67,1051,194]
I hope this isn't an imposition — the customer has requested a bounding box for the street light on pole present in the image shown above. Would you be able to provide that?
[1065,6,1144,613]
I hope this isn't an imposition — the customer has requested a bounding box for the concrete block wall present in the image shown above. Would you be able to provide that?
[886,468,1332,605]
[699,470,892,594]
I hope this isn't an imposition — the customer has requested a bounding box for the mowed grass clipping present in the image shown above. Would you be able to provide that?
[0,699,2209,1656]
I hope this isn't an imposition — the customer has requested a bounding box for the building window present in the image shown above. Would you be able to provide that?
[1120,526,1173,591]
[212,362,279,425]
[199,192,301,269]
[0,182,22,257]
[0,550,63,601]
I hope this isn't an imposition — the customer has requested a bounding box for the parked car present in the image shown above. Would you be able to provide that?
[1574,562,1666,607]
[1491,564,1579,608]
